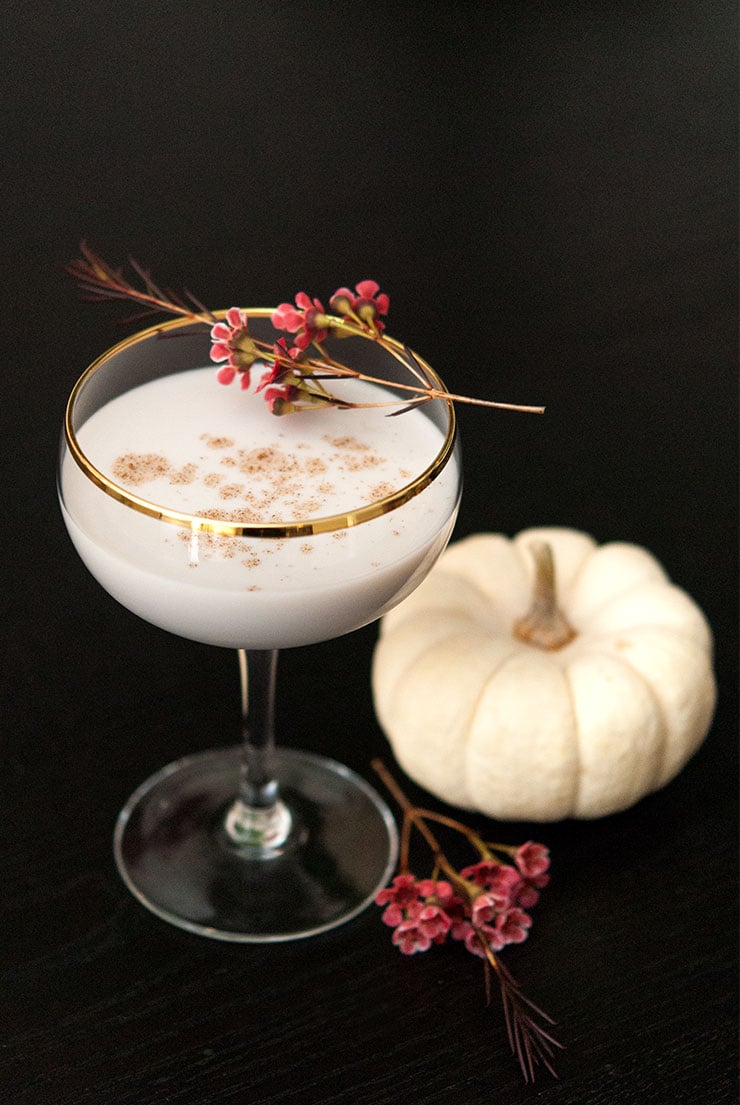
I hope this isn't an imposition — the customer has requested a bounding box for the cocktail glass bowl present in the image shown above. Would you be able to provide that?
[58,311,461,941]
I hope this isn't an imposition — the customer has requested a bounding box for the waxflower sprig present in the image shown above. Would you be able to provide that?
[67,244,544,418]
[372,759,562,1084]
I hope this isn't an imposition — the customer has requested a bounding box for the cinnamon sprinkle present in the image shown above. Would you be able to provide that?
[201,435,235,449]
[113,453,170,484]
[113,424,401,575]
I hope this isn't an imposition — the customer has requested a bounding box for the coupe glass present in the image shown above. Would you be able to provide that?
[58,311,462,942]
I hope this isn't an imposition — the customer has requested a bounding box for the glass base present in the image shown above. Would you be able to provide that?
[113,747,399,942]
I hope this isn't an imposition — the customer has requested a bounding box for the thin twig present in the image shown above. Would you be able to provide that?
[371,759,443,857]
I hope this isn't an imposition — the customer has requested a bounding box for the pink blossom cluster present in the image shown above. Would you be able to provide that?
[376,842,550,959]
[271,292,329,354]
[271,279,389,357]
[376,875,465,955]
[209,316,310,413]
[254,337,305,415]
[209,281,390,413]
[328,280,389,332]
[210,307,258,389]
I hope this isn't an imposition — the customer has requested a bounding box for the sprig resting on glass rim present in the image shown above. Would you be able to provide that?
[66,243,545,418]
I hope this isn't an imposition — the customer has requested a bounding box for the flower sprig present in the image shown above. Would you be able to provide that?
[372,759,562,1084]
[67,244,545,418]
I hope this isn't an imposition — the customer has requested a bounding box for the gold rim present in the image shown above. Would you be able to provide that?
[64,310,458,538]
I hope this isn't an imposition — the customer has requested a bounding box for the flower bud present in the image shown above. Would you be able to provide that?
[328,288,354,315]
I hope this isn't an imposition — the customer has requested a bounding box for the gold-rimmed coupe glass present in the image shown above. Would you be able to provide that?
[58,311,462,941]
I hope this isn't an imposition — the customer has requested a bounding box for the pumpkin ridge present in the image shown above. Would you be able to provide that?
[558,541,596,606]
[381,571,495,635]
[560,664,584,815]
[374,619,474,722]
[446,536,530,616]
[419,581,518,640]
[381,624,493,720]
[568,581,643,626]
[583,644,669,794]
[573,582,702,633]
[595,628,715,788]
[390,630,517,808]
[582,621,712,653]
[563,540,667,615]
[463,645,541,808]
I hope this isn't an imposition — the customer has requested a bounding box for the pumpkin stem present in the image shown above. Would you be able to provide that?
[513,541,577,651]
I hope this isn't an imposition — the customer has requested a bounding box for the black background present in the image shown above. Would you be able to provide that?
[1,3,737,1103]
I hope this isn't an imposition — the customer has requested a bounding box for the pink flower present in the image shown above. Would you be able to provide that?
[272,292,330,352]
[464,924,493,957]
[377,875,461,952]
[256,340,301,393]
[414,903,452,944]
[465,906,532,958]
[375,874,422,927]
[329,280,389,332]
[263,385,299,416]
[495,907,532,946]
[432,882,466,916]
[461,862,523,909]
[516,882,544,909]
[460,860,496,888]
[392,917,433,955]
[512,843,550,906]
[450,918,474,944]
[210,307,259,389]
[417,880,468,939]
[515,842,550,879]
[415,878,454,901]
[471,892,499,928]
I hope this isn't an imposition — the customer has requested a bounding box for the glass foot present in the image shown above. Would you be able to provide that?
[113,747,399,942]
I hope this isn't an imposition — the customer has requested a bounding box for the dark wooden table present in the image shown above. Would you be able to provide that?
[2,3,736,1102]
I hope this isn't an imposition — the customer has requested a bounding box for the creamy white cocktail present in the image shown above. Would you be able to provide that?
[58,305,461,943]
[61,366,460,648]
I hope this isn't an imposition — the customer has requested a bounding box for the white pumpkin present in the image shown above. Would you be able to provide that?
[372,527,716,821]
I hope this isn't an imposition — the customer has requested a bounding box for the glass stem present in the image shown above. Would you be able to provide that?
[224,649,292,850]
[238,648,279,808]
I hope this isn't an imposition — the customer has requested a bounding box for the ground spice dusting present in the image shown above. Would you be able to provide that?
[201,435,235,449]
[323,435,371,451]
[370,482,396,500]
[169,463,198,485]
[113,453,171,484]
[111,425,407,577]
[238,446,301,479]
[305,457,328,475]
[219,483,245,500]
[290,499,321,520]
[337,453,383,472]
